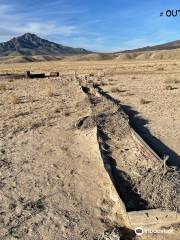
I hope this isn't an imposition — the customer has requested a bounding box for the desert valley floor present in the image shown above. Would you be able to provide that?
[0,60,179,239]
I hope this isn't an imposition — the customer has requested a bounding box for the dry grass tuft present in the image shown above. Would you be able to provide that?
[174,79,180,84]
[158,67,164,71]
[165,85,173,90]
[55,108,61,113]
[28,95,34,103]
[28,95,34,113]
[28,105,33,113]
[108,78,114,82]
[89,73,94,77]
[8,79,14,82]
[100,81,108,86]
[111,87,123,93]
[0,84,7,91]
[165,79,180,84]
[11,95,19,104]
[137,165,180,211]
[47,89,54,97]
[140,98,149,104]
[64,112,70,117]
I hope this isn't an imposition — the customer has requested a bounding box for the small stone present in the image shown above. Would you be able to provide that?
[16,205,23,215]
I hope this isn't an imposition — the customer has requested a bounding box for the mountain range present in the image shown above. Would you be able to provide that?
[122,40,180,53]
[0,33,89,57]
[1,33,180,62]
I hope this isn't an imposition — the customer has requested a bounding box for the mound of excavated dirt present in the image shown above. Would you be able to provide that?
[0,77,128,239]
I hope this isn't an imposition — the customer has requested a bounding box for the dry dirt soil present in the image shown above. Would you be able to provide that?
[0,60,179,240]
[0,60,179,165]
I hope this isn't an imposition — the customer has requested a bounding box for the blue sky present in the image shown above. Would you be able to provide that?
[0,0,180,52]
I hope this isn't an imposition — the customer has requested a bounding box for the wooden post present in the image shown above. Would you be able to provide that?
[26,71,31,78]
[50,72,59,77]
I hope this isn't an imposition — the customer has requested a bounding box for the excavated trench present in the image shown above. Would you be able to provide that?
[97,129,149,211]
[75,75,180,213]
[77,89,149,211]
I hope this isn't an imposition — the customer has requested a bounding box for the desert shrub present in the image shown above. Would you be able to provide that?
[165,85,173,90]
[111,87,122,93]
[11,95,19,104]
[89,73,94,77]
[28,95,34,103]
[165,79,180,84]
[158,67,164,71]
[0,84,7,91]
[8,79,14,82]
[108,78,114,82]
[55,108,61,113]
[28,105,33,113]
[136,163,180,211]
[64,112,70,116]
[140,98,149,104]
[100,81,108,86]
[174,79,180,83]
[28,95,33,113]
[47,89,54,97]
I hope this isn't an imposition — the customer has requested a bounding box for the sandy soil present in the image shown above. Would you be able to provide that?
[0,77,126,239]
[100,66,180,167]
[0,59,179,239]
[2,59,177,166]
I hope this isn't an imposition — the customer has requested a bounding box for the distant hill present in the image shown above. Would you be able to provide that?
[121,40,180,53]
[116,48,180,61]
[114,40,180,61]
[0,33,89,57]
[1,33,180,63]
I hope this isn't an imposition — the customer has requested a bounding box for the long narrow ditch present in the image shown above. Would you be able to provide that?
[78,85,149,211]
[75,74,180,214]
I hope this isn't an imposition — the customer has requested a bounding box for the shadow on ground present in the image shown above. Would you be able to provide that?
[95,84,180,168]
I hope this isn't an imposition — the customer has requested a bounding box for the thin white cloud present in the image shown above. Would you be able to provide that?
[0,3,79,42]
[1,2,176,52]
[11,22,78,36]
[0,3,106,51]
[0,3,13,14]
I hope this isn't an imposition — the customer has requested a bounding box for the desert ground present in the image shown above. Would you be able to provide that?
[0,59,179,239]
[0,60,179,164]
